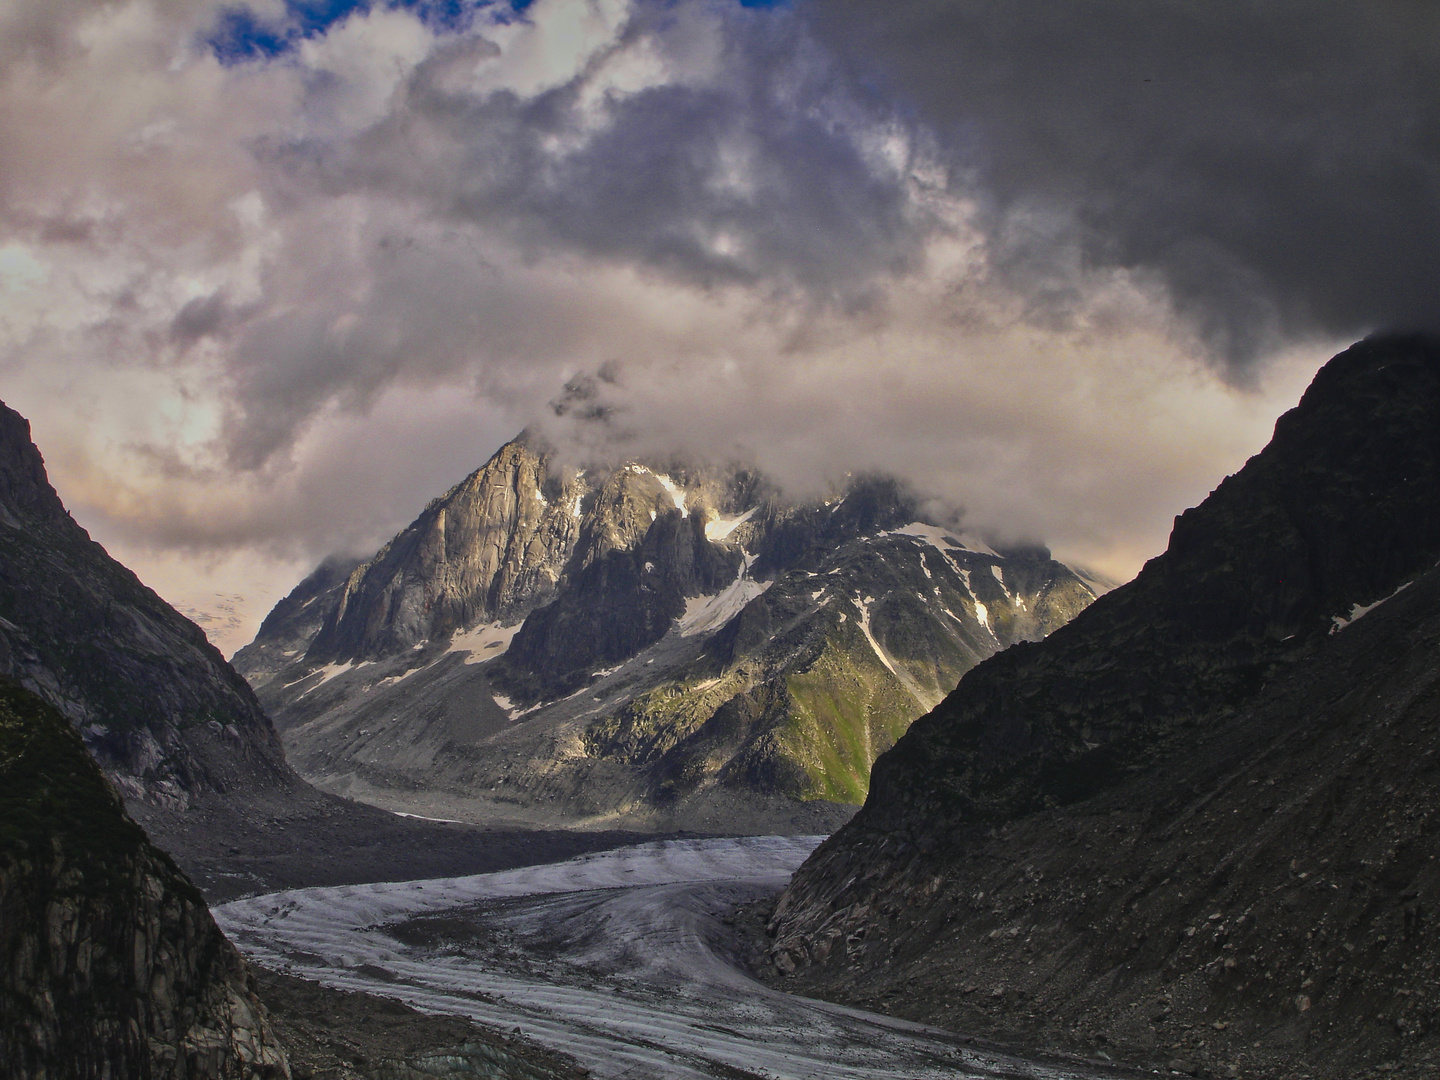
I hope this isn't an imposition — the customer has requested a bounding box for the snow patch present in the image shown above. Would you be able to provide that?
[447,622,521,664]
[316,662,355,685]
[989,564,1010,596]
[292,661,362,695]
[853,598,900,680]
[391,811,465,824]
[853,597,939,710]
[704,506,756,542]
[887,521,998,557]
[655,473,688,517]
[973,601,991,632]
[678,572,770,638]
[1331,580,1414,633]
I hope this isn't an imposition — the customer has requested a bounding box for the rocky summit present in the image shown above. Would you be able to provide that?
[0,679,289,1079]
[235,442,1096,832]
[768,333,1440,1079]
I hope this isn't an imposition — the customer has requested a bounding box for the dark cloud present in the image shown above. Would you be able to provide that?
[319,2,929,296]
[170,292,230,343]
[801,0,1440,370]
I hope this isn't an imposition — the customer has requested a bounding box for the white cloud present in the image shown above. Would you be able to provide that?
[0,0,1357,650]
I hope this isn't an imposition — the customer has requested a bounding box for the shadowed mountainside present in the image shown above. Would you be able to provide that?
[0,680,289,1078]
[0,400,291,810]
[770,333,1440,1079]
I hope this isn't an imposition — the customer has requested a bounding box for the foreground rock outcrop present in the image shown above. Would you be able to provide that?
[0,680,289,1078]
[770,333,1440,1078]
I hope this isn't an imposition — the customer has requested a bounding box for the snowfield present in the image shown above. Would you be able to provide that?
[216,836,1115,1080]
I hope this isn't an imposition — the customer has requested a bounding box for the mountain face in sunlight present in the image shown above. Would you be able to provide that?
[235,441,1096,831]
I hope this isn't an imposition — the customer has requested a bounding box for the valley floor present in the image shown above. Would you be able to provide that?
[216,837,1132,1080]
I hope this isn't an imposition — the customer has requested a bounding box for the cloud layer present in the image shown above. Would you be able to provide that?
[2,0,1411,651]
[806,0,1440,368]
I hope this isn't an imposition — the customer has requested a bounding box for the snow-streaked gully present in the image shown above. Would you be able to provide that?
[217,836,1120,1079]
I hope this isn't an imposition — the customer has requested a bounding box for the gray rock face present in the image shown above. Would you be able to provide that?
[0,681,289,1079]
[306,439,588,663]
[237,441,1096,829]
[0,400,292,809]
[501,509,745,698]
[230,556,363,689]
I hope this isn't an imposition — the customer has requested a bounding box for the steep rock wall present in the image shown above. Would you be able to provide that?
[0,681,289,1079]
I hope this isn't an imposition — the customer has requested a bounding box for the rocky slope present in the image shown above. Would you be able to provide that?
[0,400,291,810]
[229,556,363,689]
[236,446,1095,831]
[0,679,289,1078]
[767,333,1440,1078]
[0,397,648,905]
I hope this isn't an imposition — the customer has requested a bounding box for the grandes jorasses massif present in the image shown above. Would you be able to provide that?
[237,441,1099,830]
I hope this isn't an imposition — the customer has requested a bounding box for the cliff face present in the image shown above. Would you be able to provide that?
[237,443,1095,830]
[0,680,289,1079]
[303,439,588,663]
[229,556,364,689]
[768,334,1440,1077]
[0,401,292,809]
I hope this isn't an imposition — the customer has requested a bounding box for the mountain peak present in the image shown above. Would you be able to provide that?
[0,401,70,527]
[236,440,1097,831]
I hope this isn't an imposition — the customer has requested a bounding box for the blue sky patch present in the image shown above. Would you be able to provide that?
[208,0,787,64]
[208,0,533,63]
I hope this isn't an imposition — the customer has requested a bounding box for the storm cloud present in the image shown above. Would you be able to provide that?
[804,0,1440,369]
[0,0,1416,651]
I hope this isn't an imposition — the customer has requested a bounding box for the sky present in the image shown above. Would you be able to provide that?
[1,0,1435,656]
